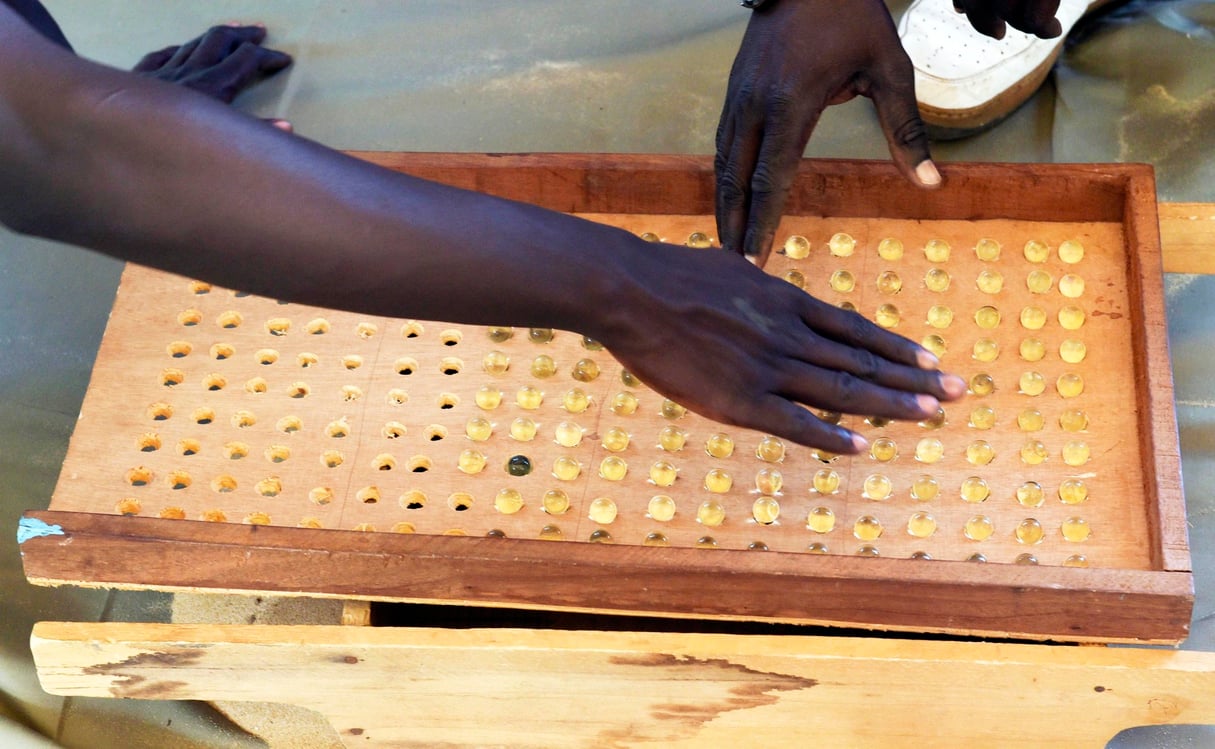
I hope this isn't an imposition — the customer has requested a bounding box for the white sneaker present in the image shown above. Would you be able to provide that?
[899,0,1114,137]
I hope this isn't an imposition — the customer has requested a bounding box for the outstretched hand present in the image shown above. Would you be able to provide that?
[716,0,940,265]
[599,242,966,454]
[951,0,1064,39]
[131,24,291,105]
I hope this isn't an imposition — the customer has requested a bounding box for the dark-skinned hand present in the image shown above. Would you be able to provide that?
[716,0,940,265]
[952,0,1064,39]
[600,242,966,454]
[131,24,292,106]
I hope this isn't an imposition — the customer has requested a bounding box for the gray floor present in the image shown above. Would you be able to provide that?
[2,1,1215,746]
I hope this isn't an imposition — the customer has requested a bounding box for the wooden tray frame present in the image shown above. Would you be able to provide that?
[21,154,1191,643]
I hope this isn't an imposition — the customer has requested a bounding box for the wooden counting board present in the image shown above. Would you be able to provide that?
[22,154,1190,643]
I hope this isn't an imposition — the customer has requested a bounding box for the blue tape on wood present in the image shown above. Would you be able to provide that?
[17,517,65,544]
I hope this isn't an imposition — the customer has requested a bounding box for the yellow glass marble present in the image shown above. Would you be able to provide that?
[960,476,990,503]
[753,497,781,525]
[1057,373,1085,398]
[602,427,631,453]
[457,449,487,475]
[924,268,951,293]
[487,326,513,343]
[494,489,525,515]
[875,303,901,329]
[867,415,891,429]
[920,407,947,430]
[829,232,856,257]
[755,467,783,495]
[840,301,857,312]
[1059,239,1085,264]
[571,358,601,383]
[974,238,1002,261]
[813,469,841,495]
[784,235,811,259]
[650,460,678,487]
[529,327,555,344]
[976,270,1005,294]
[973,338,1000,362]
[862,473,893,501]
[610,391,639,416]
[482,350,510,375]
[911,475,939,501]
[1020,439,1049,465]
[1019,338,1046,362]
[910,551,933,561]
[970,373,995,396]
[1060,339,1087,364]
[475,385,503,410]
[465,417,493,442]
[516,386,543,410]
[1060,409,1089,432]
[1059,274,1085,298]
[1026,269,1053,294]
[1015,553,1039,566]
[1062,440,1091,466]
[554,421,584,448]
[922,334,947,359]
[927,305,954,329]
[509,417,538,442]
[877,237,904,260]
[870,437,898,462]
[658,425,688,452]
[703,468,733,493]
[806,506,836,533]
[1015,409,1044,433]
[974,305,1001,330]
[648,494,677,522]
[924,239,951,263]
[543,489,571,515]
[705,432,735,459]
[966,441,996,466]
[856,545,881,557]
[1062,517,1091,542]
[877,270,903,295]
[829,269,856,293]
[639,231,660,243]
[588,497,618,524]
[563,387,590,414]
[854,515,884,541]
[1064,554,1089,568]
[661,399,687,420]
[907,511,937,538]
[808,542,830,554]
[1016,481,1045,508]
[969,405,996,430]
[914,437,943,464]
[783,270,806,289]
[1020,306,1047,330]
[1059,306,1086,330]
[756,435,786,463]
[588,530,613,543]
[697,500,727,527]
[686,232,712,248]
[1019,371,1046,396]
[582,336,605,351]
[599,456,629,481]
[538,525,563,541]
[1015,518,1045,545]
[964,515,995,541]
[1023,239,1050,263]
[1059,478,1089,505]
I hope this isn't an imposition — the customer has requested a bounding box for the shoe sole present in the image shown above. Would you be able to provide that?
[917,0,1125,140]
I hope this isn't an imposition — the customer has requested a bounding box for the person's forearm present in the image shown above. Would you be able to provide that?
[0,15,638,340]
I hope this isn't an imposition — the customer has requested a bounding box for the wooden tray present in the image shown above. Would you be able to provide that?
[20,154,1190,643]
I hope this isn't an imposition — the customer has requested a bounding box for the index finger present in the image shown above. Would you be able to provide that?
[740,98,820,264]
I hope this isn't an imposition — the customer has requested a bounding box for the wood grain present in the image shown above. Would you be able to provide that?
[32,621,1215,748]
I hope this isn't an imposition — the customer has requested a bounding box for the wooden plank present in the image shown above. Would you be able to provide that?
[1159,202,1215,274]
[20,510,1193,643]
[31,621,1215,748]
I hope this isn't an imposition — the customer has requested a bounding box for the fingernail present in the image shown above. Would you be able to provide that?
[744,253,760,266]
[916,348,939,370]
[850,433,869,453]
[271,119,293,132]
[916,160,942,187]
[915,394,940,415]
[942,374,967,399]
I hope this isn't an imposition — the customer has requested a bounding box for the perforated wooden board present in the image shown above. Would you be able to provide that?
[26,154,1191,642]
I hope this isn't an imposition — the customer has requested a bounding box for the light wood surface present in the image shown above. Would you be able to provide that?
[1159,202,1215,274]
[31,621,1215,748]
[23,155,1190,643]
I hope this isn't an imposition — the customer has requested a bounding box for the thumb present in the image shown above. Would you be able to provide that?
[869,48,940,189]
